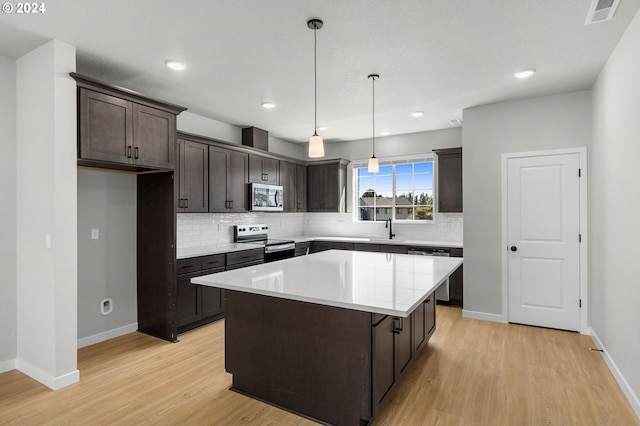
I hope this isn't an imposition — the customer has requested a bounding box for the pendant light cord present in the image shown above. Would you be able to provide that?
[313,24,318,136]
[372,76,375,157]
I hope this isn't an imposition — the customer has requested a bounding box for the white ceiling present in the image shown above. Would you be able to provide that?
[1,0,639,144]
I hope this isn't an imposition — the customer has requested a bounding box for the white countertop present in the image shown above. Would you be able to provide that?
[293,235,463,248]
[192,250,463,317]
[177,236,462,259]
[177,242,264,259]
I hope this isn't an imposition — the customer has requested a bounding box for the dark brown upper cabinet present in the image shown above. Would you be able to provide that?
[296,164,308,211]
[209,146,248,213]
[248,154,279,185]
[177,138,209,213]
[434,147,463,213]
[280,161,307,212]
[307,159,349,212]
[72,73,186,172]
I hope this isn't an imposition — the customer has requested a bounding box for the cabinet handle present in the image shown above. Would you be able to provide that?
[178,198,183,208]
[127,146,132,158]
[185,198,188,209]
[393,317,402,334]
[134,147,139,159]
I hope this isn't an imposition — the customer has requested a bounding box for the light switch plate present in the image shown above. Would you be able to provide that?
[91,228,99,240]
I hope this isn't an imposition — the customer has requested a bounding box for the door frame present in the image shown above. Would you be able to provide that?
[501,147,588,334]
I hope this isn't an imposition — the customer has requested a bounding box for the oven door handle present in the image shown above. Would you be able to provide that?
[265,243,296,253]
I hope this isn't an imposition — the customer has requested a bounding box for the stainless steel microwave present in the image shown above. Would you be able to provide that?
[250,183,284,211]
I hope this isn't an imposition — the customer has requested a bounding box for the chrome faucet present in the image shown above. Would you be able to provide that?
[385,218,395,239]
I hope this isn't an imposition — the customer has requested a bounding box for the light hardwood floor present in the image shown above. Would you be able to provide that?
[1,306,638,425]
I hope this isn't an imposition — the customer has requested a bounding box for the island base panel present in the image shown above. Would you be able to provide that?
[225,290,372,426]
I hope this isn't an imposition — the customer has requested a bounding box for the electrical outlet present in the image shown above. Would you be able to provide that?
[91,228,99,240]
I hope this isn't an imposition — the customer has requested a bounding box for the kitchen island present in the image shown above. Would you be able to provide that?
[192,250,463,425]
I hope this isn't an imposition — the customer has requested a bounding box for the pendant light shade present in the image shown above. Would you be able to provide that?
[368,74,380,173]
[307,19,325,158]
[368,156,379,173]
[309,133,325,157]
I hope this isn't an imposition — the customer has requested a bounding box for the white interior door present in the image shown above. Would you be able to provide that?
[507,152,581,331]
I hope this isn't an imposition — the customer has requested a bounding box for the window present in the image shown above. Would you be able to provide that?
[355,156,434,221]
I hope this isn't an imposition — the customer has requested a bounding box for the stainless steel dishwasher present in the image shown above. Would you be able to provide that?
[407,247,452,303]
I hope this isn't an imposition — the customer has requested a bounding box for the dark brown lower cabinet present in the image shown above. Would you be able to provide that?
[224,289,437,425]
[176,254,227,334]
[177,266,225,333]
[309,241,355,253]
[414,294,436,354]
[372,314,415,416]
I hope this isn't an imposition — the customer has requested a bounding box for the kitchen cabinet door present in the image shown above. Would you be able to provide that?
[209,147,248,213]
[436,147,463,213]
[413,301,427,354]
[372,315,395,411]
[280,160,297,212]
[201,287,223,318]
[177,273,201,327]
[395,316,413,377]
[426,294,436,338]
[249,154,279,185]
[296,164,307,211]
[177,139,208,213]
[372,313,415,416]
[307,160,348,212]
[78,88,133,165]
[449,265,464,306]
[228,151,249,212]
[133,103,176,170]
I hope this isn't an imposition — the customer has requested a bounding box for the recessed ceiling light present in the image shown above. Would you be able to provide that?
[261,102,276,109]
[380,131,390,136]
[165,60,186,71]
[411,111,424,117]
[317,126,328,131]
[515,68,536,79]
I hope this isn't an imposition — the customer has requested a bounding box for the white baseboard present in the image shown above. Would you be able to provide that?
[0,358,16,374]
[77,323,138,349]
[590,329,640,419]
[16,359,79,390]
[462,309,507,323]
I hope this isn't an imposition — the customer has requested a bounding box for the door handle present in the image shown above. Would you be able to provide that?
[510,246,518,252]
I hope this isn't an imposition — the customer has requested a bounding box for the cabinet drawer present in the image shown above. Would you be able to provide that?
[450,247,463,257]
[226,248,264,266]
[177,258,202,275]
[226,259,264,270]
[202,254,225,270]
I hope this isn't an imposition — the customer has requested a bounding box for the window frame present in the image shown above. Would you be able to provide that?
[353,154,435,223]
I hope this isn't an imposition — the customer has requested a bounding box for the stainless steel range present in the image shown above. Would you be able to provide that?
[234,224,296,262]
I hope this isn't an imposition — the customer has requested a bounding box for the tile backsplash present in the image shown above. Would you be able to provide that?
[177,212,462,248]
[177,212,305,248]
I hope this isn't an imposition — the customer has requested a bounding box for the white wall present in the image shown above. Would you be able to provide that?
[591,9,640,415]
[77,169,137,343]
[16,41,78,389]
[318,128,463,241]
[177,111,305,159]
[462,91,591,316]
[0,54,17,369]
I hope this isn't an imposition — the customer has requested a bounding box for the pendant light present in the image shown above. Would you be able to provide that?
[307,18,325,158]
[368,74,380,173]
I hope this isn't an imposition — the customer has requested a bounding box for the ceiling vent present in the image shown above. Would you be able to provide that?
[585,0,620,24]
[448,118,463,126]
